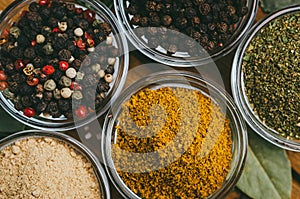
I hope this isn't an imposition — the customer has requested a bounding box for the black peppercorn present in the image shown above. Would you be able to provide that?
[58,49,72,61]
[36,101,47,113]
[29,2,40,12]
[48,17,60,28]
[199,3,211,16]
[26,12,43,30]
[21,95,33,107]
[24,47,36,60]
[44,91,53,101]
[19,84,33,95]
[217,22,228,33]
[105,65,114,74]
[162,15,172,27]
[58,99,70,112]
[140,17,149,27]
[176,17,188,29]
[17,34,30,47]
[96,82,110,93]
[53,6,67,19]
[146,1,157,11]
[131,14,141,25]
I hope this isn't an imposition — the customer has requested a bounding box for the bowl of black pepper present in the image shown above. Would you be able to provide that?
[0,0,129,131]
[115,0,258,67]
[232,5,300,151]
[102,71,248,198]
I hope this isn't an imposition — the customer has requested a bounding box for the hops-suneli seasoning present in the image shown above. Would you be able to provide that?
[112,87,233,199]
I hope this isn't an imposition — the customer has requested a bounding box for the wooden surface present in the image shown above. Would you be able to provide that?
[0,1,300,198]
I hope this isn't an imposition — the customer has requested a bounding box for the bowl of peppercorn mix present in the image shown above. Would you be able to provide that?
[102,71,248,198]
[232,5,300,151]
[0,0,129,130]
[0,129,110,198]
[115,0,258,67]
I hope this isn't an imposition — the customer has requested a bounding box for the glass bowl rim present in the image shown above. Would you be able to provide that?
[0,0,129,131]
[0,129,111,199]
[231,5,300,151]
[101,70,248,198]
[114,0,259,67]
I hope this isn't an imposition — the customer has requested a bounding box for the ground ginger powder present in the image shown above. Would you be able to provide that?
[0,137,101,199]
[112,87,233,198]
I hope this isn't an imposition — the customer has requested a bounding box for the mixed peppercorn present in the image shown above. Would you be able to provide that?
[0,0,118,119]
[125,0,249,55]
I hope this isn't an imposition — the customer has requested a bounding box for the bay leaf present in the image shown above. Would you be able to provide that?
[0,107,24,136]
[236,130,292,199]
[260,0,300,13]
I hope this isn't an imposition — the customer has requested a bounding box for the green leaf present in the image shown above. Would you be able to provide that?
[260,0,300,13]
[237,129,292,199]
[0,107,25,136]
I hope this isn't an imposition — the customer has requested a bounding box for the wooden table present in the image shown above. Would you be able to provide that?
[0,1,300,198]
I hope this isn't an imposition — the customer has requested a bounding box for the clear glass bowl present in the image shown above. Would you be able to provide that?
[0,0,129,131]
[102,71,247,198]
[231,5,300,151]
[0,129,110,199]
[114,0,258,67]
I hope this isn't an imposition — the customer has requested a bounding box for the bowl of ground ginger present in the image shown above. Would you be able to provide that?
[102,71,247,199]
[0,130,110,199]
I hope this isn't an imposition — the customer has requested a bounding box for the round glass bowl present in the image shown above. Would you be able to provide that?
[102,71,247,198]
[232,5,300,151]
[0,129,110,199]
[115,0,258,67]
[0,0,129,131]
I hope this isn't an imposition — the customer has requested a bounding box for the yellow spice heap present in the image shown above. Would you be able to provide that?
[112,87,233,199]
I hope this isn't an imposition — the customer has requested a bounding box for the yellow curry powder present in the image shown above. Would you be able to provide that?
[112,87,233,198]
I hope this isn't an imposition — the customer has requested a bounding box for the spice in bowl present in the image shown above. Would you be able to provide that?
[125,0,249,55]
[0,136,101,198]
[0,0,118,120]
[112,87,233,198]
[242,12,300,139]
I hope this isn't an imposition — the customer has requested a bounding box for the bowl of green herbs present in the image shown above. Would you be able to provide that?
[232,5,300,151]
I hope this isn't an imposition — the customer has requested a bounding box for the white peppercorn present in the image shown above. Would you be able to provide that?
[36,34,46,44]
[74,27,84,37]
[53,88,62,99]
[104,74,113,83]
[106,36,113,45]
[87,47,95,52]
[66,67,77,79]
[76,72,85,81]
[59,76,72,87]
[92,64,101,72]
[107,57,116,65]
[44,79,57,91]
[61,88,73,98]
[69,56,75,63]
[23,64,34,76]
[73,90,83,100]
[97,69,105,78]
[58,22,68,32]
[10,26,21,38]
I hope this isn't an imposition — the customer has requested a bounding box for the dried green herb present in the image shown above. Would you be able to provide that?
[260,0,299,13]
[242,13,300,139]
[237,131,292,199]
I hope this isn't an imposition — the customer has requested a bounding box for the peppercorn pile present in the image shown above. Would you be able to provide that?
[126,0,248,55]
[0,0,118,119]
[243,13,300,139]
[113,87,233,198]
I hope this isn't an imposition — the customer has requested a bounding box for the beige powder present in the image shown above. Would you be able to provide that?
[0,137,101,199]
